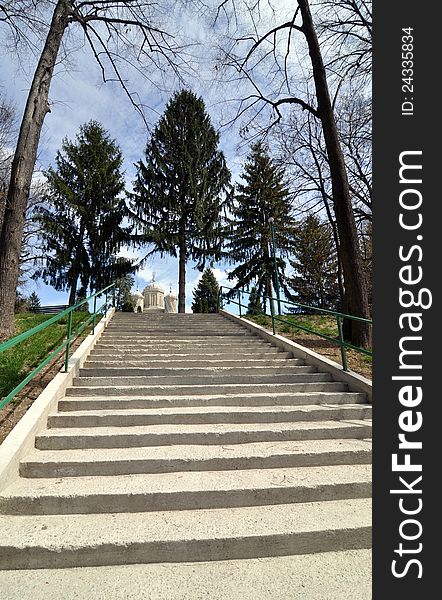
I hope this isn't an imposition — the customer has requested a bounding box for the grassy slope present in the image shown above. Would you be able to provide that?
[0,312,90,400]
[246,313,372,377]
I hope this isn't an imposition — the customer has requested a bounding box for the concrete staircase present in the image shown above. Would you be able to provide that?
[0,312,372,573]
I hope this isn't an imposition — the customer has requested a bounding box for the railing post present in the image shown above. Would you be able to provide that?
[64,311,73,373]
[268,218,282,315]
[112,285,116,308]
[238,289,242,318]
[92,295,97,334]
[269,294,276,335]
[337,315,348,371]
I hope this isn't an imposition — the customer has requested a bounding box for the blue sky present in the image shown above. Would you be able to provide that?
[0,1,296,311]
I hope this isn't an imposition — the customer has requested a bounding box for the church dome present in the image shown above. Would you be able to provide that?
[143,281,164,293]
[133,290,143,299]
[143,276,165,312]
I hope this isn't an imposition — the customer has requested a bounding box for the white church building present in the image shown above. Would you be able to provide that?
[132,277,177,313]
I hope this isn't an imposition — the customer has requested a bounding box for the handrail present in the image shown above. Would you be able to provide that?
[0,283,116,410]
[217,285,372,372]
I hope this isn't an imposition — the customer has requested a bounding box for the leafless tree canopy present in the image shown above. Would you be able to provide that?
[0,1,194,123]
[0,0,196,340]
[0,90,16,229]
[210,0,372,344]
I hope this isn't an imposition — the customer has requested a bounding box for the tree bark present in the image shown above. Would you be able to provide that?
[178,235,186,313]
[0,0,71,340]
[68,274,79,306]
[298,0,371,347]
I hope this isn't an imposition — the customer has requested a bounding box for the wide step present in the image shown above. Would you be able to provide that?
[20,439,372,477]
[0,551,372,599]
[35,420,372,450]
[67,382,344,397]
[78,365,315,378]
[59,391,367,410]
[0,464,372,515]
[0,498,372,569]
[48,403,372,427]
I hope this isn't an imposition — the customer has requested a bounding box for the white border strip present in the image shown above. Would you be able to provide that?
[0,307,115,491]
[220,310,372,403]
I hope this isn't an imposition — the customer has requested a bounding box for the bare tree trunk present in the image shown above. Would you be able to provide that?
[0,192,5,234]
[0,0,71,340]
[298,0,371,347]
[322,197,345,306]
[68,274,79,306]
[178,236,186,313]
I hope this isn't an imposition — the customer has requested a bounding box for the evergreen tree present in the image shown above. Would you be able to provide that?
[191,268,220,313]
[28,292,41,312]
[288,214,340,310]
[246,286,263,316]
[225,143,294,301]
[35,121,132,305]
[114,262,136,312]
[131,90,231,313]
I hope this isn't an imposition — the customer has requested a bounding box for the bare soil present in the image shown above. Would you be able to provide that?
[248,316,372,381]
[0,335,86,444]
[286,334,372,380]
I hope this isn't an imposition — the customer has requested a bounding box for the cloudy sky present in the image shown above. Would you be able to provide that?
[0,0,296,310]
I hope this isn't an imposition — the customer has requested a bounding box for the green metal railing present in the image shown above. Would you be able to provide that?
[217,285,372,372]
[0,283,116,410]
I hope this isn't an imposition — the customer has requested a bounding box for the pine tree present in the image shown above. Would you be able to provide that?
[35,121,132,304]
[288,214,340,310]
[191,268,220,313]
[28,292,41,312]
[131,90,231,313]
[246,286,263,316]
[225,143,294,302]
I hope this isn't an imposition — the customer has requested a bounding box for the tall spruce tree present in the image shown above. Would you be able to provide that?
[35,121,132,304]
[131,90,231,313]
[191,268,219,313]
[288,214,340,310]
[226,142,294,303]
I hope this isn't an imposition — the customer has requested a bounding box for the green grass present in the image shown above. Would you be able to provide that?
[0,311,90,402]
[247,312,372,364]
[249,313,339,338]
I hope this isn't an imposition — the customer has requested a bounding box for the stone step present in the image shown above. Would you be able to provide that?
[96,338,272,354]
[35,420,372,450]
[58,391,367,411]
[66,381,349,396]
[48,403,372,428]
[102,332,255,339]
[103,330,245,336]
[0,464,372,515]
[78,365,315,378]
[112,314,227,318]
[92,345,275,354]
[20,439,372,478]
[0,498,372,569]
[96,336,265,344]
[73,373,331,387]
[104,323,247,337]
[101,327,252,333]
[0,551,372,600]
[89,348,288,357]
[84,357,300,369]
[101,337,257,344]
